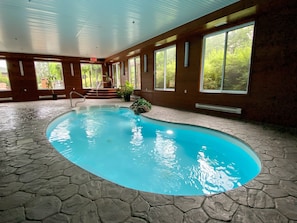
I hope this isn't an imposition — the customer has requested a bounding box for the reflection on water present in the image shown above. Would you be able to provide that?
[49,119,71,142]
[194,151,240,194]
[154,131,178,169]
[130,126,143,147]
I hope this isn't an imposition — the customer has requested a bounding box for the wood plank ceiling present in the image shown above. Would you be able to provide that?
[0,0,239,58]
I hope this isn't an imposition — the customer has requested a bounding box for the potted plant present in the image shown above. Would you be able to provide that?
[46,74,58,100]
[119,81,134,102]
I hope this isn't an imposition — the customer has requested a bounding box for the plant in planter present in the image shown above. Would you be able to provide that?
[46,74,58,100]
[116,88,122,98]
[119,81,134,102]
[130,98,152,114]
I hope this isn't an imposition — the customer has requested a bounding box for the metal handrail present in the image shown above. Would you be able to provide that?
[69,90,86,108]
[96,82,102,96]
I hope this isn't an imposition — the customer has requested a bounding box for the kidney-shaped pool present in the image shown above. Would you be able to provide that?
[46,105,261,196]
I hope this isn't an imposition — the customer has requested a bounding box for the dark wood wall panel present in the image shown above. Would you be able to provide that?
[7,58,38,101]
[244,1,297,126]
[62,60,82,93]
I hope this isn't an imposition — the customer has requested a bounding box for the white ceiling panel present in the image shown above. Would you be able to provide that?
[0,0,239,58]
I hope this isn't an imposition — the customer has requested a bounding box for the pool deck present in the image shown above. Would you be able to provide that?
[0,99,296,223]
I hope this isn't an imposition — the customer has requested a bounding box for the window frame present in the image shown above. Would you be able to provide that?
[200,21,255,94]
[0,59,11,91]
[34,60,65,90]
[112,62,121,89]
[80,63,103,89]
[154,44,176,91]
[128,56,141,90]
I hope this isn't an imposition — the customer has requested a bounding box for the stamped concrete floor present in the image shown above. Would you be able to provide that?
[0,99,296,223]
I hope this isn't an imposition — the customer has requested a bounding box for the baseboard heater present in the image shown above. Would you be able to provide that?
[195,103,242,114]
[39,94,66,99]
[57,94,66,99]
[0,97,13,101]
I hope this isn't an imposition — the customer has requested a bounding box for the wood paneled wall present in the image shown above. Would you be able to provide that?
[1,0,296,127]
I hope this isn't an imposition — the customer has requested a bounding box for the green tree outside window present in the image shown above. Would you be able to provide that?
[155,45,176,90]
[34,61,64,90]
[201,23,254,93]
[128,56,141,90]
[81,63,103,89]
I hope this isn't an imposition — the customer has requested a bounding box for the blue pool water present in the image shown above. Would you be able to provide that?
[46,106,261,196]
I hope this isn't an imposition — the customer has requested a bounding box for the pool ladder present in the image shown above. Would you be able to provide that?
[69,90,86,108]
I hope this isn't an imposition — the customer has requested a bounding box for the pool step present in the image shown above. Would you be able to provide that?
[85,88,120,99]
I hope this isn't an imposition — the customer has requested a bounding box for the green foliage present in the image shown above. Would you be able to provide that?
[34,61,63,90]
[136,98,152,109]
[223,46,252,90]
[0,60,11,90]
[46,74,56,92]
[0,73,10,86]
[48,63,62,81]
[46,63,61,92]
[202,24,254,92]
[116,88,122,97]
[128,57,141,89]
[81,64,103,89]
[155,51,165,88]
[121,81,134,95]
[203,49,224,90]
[155,46,176,89]
[130,98,152,114]
[118,81,134,101]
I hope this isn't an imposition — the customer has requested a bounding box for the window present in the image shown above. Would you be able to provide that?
[112,62,121,88]
[80,63,103,89]
[154,45,176,91]
[34,61,64,90]
[128,56,141,89]
[201,22,254,94]
[0,59,11,91]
